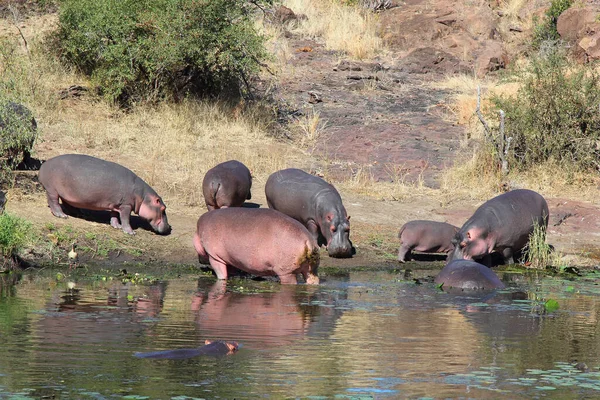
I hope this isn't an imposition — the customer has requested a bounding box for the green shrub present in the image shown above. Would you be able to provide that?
[489,48,600,171]
[532,0,573,49]
[0,96,37,169]
[50,0,270,106]
[0,212,31,259]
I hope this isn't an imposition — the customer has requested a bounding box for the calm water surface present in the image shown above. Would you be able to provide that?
[1,267,600,399]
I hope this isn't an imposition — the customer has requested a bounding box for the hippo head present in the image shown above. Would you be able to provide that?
[205,340,239,355]
[323,213,355,258]
[451,227,491,261]
[139,194,171,235]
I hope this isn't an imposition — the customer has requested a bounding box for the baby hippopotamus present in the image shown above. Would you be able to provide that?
[435,259,506,291]
[38,154,171,235]
[202,160,252,211]
[397,220,458,262]
[134,340,239,359]
[193,208,320,285]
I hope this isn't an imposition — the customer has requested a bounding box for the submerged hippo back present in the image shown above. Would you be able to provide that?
[435,260,505,291]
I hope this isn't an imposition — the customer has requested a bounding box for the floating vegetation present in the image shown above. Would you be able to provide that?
[445,362,600,393]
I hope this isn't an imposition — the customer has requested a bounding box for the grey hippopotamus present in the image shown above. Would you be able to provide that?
[202,160,252,211]
[0,101,37,168]
[265,168,355,258]
[193,208,320,284]
[398,220,459,262]
[134,340,239,359]
[435,259,506,291]
[450,189,549,267]
[38,154,171,235]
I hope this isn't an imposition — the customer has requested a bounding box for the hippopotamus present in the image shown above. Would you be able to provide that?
[265,168,354,258]
[0,101,37,168]
[202,160,252,211]
[398,220,459,262]
[450,189,549,267]
[134,340,239,359]
[38,154,171,235]
[193,208,320,284]
[435,259,506,291]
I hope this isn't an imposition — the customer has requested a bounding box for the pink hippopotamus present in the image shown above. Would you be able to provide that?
[202,160,252,211]
[192,208,320,284]
[38,154,171,235]
[397,220,459,262]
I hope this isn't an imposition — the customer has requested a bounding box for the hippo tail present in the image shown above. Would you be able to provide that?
[210,182,221,206]
[398,225,406,240]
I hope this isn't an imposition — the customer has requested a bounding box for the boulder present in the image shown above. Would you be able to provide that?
[475,41,507,77]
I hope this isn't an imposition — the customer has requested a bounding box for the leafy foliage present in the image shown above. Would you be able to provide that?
[0,212,31,259]
[532,0,573,49]
[0,98,37,170]
[50,0,270,105]
[490,48,600,171]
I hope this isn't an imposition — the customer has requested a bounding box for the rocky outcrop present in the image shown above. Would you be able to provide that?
[379,0,506,76]
[557,6,600,61]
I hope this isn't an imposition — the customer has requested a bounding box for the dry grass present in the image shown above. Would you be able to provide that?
[283,0,384,59]
[293,107,328,149]
[336,164,434,202]
[0,28,306,208]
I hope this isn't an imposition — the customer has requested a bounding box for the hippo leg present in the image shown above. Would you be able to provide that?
[45,192,68,218]
[110,211,122,229]
[279,274,298,285]
[398,244,412,263]
[118,205,135,235]
[502,248,515,265]
[306,220,322,246]
[208,257,228,280]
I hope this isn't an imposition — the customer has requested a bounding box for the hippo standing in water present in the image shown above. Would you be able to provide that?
[450,189,549,267]
[435,259,506,291]
[193,208,320,284]
[0,101,38,168]
[134,340,239,359]
[265,168,355,258]
[398,220,459,262]
[38,154,171,235]
[202,160,252,211]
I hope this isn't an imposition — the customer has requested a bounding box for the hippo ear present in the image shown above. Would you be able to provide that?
[226,342,238,352]
[154,197,161,205]
[347,215,351,220]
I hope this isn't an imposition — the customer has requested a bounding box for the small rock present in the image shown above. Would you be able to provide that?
[274,5,300,24]
[307,91,322,104]
[509,25,523,32]
[58,85,88,100]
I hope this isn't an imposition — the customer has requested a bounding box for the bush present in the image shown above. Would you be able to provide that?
[0,97,37,169]
[489,48,600,171]
[50,0,270,106]
[532,0,573,49]
[0,212,31,260]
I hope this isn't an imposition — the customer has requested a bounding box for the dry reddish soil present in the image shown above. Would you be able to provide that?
[6,2,600,272]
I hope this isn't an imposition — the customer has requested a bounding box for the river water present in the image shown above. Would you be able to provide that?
[1,267,600,399]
